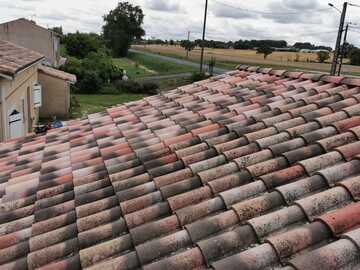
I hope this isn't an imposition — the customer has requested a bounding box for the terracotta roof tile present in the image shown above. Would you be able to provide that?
[0,40,44,77]
[1,67,360,270]
[38,65,76,82]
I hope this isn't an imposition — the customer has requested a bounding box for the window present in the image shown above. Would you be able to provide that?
[33,83,42,108]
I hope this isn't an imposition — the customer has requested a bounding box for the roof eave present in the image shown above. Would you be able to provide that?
[0,72,13,80]
[14,57,45,77]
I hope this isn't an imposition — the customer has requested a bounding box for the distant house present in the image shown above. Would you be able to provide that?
[0,18,63,68]
[0,40,44,142]
[0,18,77,120]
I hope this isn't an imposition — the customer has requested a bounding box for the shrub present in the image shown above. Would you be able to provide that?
[63,32,104,59]
[82,50,117,82]
[112,80,159,95]
[191,72,210,83]
[69,95,80,118]
[350,48,360,66]
[317,51,330,63]
[142,82,159,95]
[100,84,118,95]
[77,70,103,94]
[62,51,120,94]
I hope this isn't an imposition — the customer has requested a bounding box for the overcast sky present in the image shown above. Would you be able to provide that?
[2,0,360,46]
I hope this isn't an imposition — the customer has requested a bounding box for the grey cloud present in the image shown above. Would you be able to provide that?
[146,0,181,12]
[0,1,35,11]
[144,15,206,40]
[235,24,271,40]
[263,0,327,24]
[40,11,78,21]
[211,2,258,19]
[281,0,321,10]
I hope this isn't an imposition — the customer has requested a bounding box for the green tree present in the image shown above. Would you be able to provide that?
[180,40,196,58]
[103,2,145,57]
[349,48,360,66]
[62,50,118,94]
[49,26,63,36]
[317,51,330,63]
[256,45,274,59]
[63,32,104,58]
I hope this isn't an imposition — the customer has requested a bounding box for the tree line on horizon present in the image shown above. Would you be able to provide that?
[134,38,333,52]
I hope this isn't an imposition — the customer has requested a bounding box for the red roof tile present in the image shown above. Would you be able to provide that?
[38,65,76,83]
[0,40,43,77]
[1,66,360,270]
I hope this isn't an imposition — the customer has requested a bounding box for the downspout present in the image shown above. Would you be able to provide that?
[0,84,6,141]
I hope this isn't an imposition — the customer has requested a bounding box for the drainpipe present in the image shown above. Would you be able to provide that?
[0,84,6,141]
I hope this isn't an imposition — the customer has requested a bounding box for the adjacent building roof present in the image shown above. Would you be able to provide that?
[0,39,44,78]
[38,65,77,83]
[1,66,360,270]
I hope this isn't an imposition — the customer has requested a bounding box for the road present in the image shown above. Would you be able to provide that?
[129,49,230,75]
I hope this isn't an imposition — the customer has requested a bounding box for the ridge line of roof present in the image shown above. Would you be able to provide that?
[235,64,360,87]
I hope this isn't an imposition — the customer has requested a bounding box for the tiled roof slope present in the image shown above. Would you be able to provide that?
[38,65,77,83]
[0,39,44,77]
[1,66,360,270]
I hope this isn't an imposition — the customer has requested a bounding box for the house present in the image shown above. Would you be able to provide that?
[1,65,360,269]
[0,18,62,67]
[0,40,44,142]
[0,18,77,119]
[38,65,76,119]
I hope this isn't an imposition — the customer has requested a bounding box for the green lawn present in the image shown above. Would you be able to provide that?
[128,52,197,74]
[71,94,146,118]
[112,58,152,78]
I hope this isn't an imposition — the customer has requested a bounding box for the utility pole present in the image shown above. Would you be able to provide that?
[330,2,348,75]
[186,30,191,58]
[338,23,350,76]
[200,0,208,74]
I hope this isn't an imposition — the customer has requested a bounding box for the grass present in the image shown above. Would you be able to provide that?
[128,51,197,74]
[112,58,152,78]
[71,94,146,118]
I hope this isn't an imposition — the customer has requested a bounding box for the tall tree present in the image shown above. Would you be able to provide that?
[103,2,145,57]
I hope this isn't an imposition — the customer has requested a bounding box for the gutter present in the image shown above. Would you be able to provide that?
[16,57,45,77]
[0,73,13,80]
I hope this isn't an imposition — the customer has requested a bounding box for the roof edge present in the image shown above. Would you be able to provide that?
[236,64,360,87]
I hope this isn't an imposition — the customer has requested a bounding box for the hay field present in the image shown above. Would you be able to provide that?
[132,45,360,75]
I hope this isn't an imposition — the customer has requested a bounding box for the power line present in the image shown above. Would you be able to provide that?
[212,0,331,16]
[349,3,360,8]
